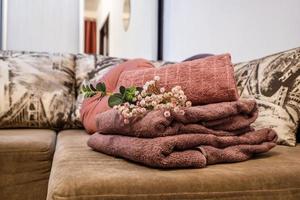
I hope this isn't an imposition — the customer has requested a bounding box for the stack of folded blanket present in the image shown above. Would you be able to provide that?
[85,54,278,169]
[88,100,277,168]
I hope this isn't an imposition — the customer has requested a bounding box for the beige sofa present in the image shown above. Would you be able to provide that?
[1,129,299,200]
[0,51,299,200]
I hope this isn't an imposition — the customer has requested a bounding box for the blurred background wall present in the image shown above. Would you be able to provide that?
[2,0,300,62]
[5,0,80,53]
[163,0,300,62]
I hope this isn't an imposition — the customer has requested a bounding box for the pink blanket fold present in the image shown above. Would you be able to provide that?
[95,100,258,138]
[117,54,239,105]
[87,129,277,168]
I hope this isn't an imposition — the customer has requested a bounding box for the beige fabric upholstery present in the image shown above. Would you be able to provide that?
[47,130,300,200]
[0,129,56,200]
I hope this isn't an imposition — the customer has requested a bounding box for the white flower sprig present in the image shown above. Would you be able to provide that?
[113,76,192,124]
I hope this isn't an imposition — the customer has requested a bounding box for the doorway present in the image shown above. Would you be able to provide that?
[99,15,109,56]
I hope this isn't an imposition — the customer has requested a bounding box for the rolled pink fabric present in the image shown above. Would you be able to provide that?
[80,59,154,134]
[117,54,239,105]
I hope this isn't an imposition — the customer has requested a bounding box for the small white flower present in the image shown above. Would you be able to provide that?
[135,91,139,96]
[171,87,177,93]
[154,76,160,81]
[164,111,171,118]
[174,106,180,113]
[151,101,157,107]
[149,80,155,85]
[137,95,142,100]
[179,110,185,115]
[155,104,161,109]
[145,96,151,102]
[124,119,129,124]
[143,85,148,91]
[141,91,147,97]
[132,97,137,102]
[140,100,146,106]
[186,101,192,107]
[160,87,165,93]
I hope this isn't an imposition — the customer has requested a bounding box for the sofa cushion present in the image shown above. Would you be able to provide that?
[234,47,300,146]
[0,129,56,200]
[47,130,300,200]
[0,51,76,129]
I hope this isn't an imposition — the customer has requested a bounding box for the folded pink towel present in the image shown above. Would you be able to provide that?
[95,100,258,138]
[117,54,239,105]
[88,129,277,168]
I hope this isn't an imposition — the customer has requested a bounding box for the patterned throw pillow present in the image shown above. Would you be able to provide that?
[0,51,76,129]
[234,47,300,146]
[74,54,173,127]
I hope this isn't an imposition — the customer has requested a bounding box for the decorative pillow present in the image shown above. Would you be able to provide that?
[0,51,76,129]
[73,54,173,128]
[234,47,300,146]
[118,54,239,105]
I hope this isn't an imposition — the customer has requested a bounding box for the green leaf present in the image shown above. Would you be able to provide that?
[123,87,137,102]
[96,82,106,93]
[84,93,91,98]
[81,85,87,93]
[108,93,123,107]
[119,86,125,94]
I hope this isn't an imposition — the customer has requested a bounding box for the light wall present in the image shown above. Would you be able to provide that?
[6,0,80,53]
[97,0,158,60]
[163,0,300,63]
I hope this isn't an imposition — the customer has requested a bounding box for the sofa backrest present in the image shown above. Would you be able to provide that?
[297,126,300,143]
[0,50,299,146]
[0,51,76,130]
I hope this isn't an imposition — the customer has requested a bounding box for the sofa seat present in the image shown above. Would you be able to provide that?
[47,130,300,200]
[0,129,56,200]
